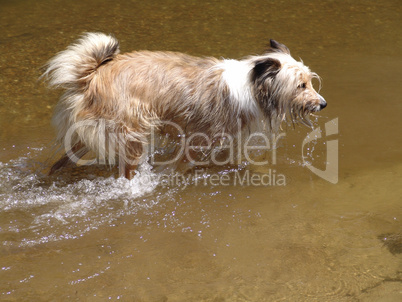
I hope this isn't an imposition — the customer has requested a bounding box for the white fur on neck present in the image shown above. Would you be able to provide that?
[217,59,258,117]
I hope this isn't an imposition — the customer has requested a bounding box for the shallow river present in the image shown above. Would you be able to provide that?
[0,0,401,301]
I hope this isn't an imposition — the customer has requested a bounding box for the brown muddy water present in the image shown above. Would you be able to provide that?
[0,0,401,301]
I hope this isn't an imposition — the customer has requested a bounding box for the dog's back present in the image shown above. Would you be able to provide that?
[43,33,326,179]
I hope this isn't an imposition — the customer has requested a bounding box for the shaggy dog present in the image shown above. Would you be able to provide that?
[42,33,326,179]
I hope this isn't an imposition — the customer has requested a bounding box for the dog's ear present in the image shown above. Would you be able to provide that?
[269,39,290,54]
[251,58,281,82]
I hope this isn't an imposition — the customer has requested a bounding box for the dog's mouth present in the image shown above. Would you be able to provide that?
[309,94,327,112]
[316,94,327,111]
[286,94,327,127]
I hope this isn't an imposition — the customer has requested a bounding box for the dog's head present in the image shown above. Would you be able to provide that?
[251,40,326,126]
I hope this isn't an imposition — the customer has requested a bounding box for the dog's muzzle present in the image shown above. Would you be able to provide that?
[318,94,327,110]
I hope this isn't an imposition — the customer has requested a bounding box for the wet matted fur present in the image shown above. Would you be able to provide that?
[42,33,326,179]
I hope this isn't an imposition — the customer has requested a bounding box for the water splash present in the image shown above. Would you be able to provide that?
[0,155,162,247]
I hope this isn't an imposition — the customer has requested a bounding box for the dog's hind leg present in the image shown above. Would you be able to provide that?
[118,150,138,180]
[49,142,89,175]
[118,140,143,180]
[118,153,138,180]
[118,162,138,180]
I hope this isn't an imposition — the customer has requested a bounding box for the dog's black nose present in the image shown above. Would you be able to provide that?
[318,94,327,110]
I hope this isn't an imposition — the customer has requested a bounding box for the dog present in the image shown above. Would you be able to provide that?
[42,32,326,179]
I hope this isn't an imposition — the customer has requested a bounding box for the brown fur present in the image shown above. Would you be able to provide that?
[42,33,326,179]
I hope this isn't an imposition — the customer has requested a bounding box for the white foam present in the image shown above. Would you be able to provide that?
[0,156,162,247]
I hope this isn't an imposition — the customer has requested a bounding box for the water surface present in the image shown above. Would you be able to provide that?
[0,0,401,301]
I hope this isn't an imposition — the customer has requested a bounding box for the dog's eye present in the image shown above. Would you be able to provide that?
[298,83,307,89]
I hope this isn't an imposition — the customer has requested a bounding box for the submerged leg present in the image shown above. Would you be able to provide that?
[118,140,143,179]
[49,142,89,175]
[123,163,138,180]
[118,155,138,180]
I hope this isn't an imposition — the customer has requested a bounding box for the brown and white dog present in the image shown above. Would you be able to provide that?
[42,33,326,179]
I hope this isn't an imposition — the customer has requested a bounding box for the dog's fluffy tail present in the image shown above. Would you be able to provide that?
[42,32,120,89]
